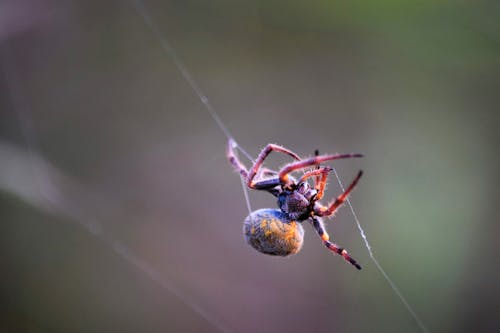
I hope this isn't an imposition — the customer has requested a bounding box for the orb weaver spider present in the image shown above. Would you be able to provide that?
[227,139,363,270]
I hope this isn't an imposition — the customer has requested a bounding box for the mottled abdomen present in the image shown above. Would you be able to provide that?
[243,208,304,256]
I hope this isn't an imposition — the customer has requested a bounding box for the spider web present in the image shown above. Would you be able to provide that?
[0,1,430,332]
[0,45,233,333]
[127,1,430,332]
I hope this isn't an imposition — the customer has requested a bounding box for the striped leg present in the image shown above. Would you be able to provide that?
[278,153,363,184]
[315,170,363,217]
[247,143,301,188]
[227,139,300,191]
[310,216,361,270]
[227,139,249,178]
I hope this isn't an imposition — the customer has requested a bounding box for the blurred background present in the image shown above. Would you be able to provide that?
[1,0,499,332]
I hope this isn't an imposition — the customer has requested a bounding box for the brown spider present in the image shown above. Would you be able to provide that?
[227,139,363,270]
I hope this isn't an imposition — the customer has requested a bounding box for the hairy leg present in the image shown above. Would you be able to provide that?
[314,171,363,217]
[310,216,361,270]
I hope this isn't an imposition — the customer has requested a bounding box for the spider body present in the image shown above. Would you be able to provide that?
[228,139,364,270]
[278,181,317,220]
[244,208,304,256]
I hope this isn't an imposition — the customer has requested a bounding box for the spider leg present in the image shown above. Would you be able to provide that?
[298,167,332,200]
[311,149,329,199]
[310,216,361,270]
[227,139,249,178]
[278,153,363,184]
[315,167,331,201]
[247,143,301,188]
[298,167,331,183]
[314,170,363,217]
[261,167,278,177]
[314,149,321,185]
[227,139,297,195]
[251,177,281,190]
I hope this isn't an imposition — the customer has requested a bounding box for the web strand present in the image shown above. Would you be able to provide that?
[332,168,429,333]
[1,38,232,333]
[128,0,254,163]
[127,0,254,215]
[128,1,429,332]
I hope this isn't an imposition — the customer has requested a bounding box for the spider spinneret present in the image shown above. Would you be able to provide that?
[227,139,363,270]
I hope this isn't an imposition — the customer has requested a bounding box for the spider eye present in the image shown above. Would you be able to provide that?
[297,182,308,194]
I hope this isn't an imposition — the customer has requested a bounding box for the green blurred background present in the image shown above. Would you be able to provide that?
[1,0,499,332]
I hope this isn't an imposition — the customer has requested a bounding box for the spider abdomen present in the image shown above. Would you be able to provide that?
[243,208,304,256]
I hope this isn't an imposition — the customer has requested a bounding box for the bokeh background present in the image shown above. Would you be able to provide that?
[1,0,499,332]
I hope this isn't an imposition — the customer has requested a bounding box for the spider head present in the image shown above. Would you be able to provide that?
[278,181,317,221]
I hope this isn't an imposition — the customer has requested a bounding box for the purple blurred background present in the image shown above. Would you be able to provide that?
[1,1,499,332]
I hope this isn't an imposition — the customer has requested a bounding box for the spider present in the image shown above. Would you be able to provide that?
[227,139,364,270]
